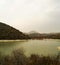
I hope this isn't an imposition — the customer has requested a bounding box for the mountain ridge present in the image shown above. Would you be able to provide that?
[0,22,30,40]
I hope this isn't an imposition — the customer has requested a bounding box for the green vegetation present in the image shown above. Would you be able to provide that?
[0,49,60,65]
[0,22,30,40]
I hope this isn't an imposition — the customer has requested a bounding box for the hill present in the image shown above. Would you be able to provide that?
[28,31,60,39]
[28,31,43,39]
[0,22,30,40]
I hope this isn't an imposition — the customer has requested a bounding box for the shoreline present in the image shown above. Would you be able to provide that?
[0,40,28,42]
[0,39,60,42]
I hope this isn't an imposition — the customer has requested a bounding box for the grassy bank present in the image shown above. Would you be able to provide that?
[0,49,60,65]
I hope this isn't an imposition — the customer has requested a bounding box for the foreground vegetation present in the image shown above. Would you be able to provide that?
[0,49,60,65]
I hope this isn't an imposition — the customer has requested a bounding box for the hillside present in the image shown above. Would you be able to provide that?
[0,22,30,40]
[28,31,43,39]
[28,31,60,39]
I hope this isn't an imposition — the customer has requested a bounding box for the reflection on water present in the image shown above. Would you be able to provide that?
[57,46,60,50]
[0,39,60,56]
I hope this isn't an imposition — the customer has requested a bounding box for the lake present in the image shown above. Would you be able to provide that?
[0,39,60,56]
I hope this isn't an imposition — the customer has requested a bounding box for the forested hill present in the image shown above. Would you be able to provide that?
[28,32,60,39]
[0,22,29,40]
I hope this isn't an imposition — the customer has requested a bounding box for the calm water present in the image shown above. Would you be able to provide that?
[0,39,60,56]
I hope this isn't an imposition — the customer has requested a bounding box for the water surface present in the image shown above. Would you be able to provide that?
[0,39,60,56]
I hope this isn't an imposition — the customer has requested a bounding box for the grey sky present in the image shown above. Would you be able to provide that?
[0,0,60,33]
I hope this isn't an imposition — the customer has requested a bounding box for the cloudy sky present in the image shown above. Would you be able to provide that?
[0,0,60,33]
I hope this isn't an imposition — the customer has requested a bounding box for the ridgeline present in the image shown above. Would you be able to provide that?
[0,22,30,40]
[28,31,60,39]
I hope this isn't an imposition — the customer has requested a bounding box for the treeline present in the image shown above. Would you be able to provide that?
[0,49,60,65]
[0,22,30,40]
[43,33,60,39]
[28,32,60,39]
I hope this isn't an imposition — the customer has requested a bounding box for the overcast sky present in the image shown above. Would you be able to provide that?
[0,0,60,33]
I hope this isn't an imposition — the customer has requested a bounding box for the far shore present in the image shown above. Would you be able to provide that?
[0,39,60,42]
[0,40,28,42]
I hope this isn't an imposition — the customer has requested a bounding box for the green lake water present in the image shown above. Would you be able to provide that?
[0,39,60,56]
